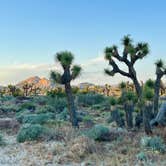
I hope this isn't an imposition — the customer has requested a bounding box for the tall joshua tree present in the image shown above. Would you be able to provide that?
[50,51,82,127]
[104,35,149,98]
[153,59,166,115]
[104,35,152,134]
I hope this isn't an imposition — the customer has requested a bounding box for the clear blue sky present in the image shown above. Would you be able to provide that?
[0,0,166,85]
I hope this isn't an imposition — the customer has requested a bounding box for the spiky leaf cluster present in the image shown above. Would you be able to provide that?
[51,51,82,85]
[104,35,149,79]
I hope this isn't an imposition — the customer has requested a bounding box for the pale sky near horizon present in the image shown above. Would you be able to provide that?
[0,0,166,85]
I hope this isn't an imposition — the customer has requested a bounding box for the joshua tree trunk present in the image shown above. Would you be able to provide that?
[124,101,134,128]
[65,82,78,127]
[143,101,152,134]
[132,76,142,99]
[153,75,161,115]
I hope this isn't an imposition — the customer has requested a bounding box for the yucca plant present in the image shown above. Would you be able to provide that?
[50,51,82,127]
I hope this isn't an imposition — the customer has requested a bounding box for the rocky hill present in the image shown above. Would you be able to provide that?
[16,76,51,89]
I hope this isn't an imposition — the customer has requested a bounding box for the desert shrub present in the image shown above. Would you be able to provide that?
[44,119,66,128]
[46,97,67,113]
[90,99,110,111]
[145,79,155,89]
[77,93,105,106]
[67,136,97,160]
[47,89,66,97]
[0,96,14,102]
[0,105,18,113]
[82,115,92,122]
[36,105,54,114]
[17,124,47,142]
[136,151,147,161]
[19,102,35,111]
[140,136,165,153]
[84,124,109,141]
[56,108,69,121]
[33,96,47,105]
[109,96,117,106]
[21,113,55,124]
[16,110,30,123]
[143,86,154,101]
[0,133,5,146]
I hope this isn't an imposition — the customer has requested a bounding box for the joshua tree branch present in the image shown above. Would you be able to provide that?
[112,48,131,67]
[108,59,131,78]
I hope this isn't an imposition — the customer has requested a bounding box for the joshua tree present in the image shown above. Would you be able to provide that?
[104,35,152,134]
[104,84,111,96]
[22,83,32,96]
[8,85,17,96]
[50,51,82,127]
[153,59,166,115]
[104,35,149,98]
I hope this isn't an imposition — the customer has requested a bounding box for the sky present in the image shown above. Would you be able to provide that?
[0,0,166,85]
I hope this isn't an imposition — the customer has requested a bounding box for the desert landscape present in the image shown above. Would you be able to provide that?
[0,1,166,166]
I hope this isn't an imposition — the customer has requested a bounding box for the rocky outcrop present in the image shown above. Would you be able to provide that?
[16,76,51,89]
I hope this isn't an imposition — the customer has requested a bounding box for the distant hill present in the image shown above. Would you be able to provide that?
[16,76,51,89]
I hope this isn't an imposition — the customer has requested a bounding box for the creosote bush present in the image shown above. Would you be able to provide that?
[17,124,48,142]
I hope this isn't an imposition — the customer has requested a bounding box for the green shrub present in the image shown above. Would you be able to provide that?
[136,151,147,161]
[84,124,109,141]
[140,136,165,153]
[47,97,67,113]
[0,105,18,113]
[47,89,66,97]
[56,108,69,121]
[33,96,47,105]
[90,99,110,111]
[145,79,155,89]
[77,93,106,106]
[109,96,117,106]
[143,87,154,101]
[19,102,35,111]
[16,110,30,123]
[22,113,55,124]
[17,124,47,142]
[0,96,14,102]
[82,115,92,122]
[36,105,54,114]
